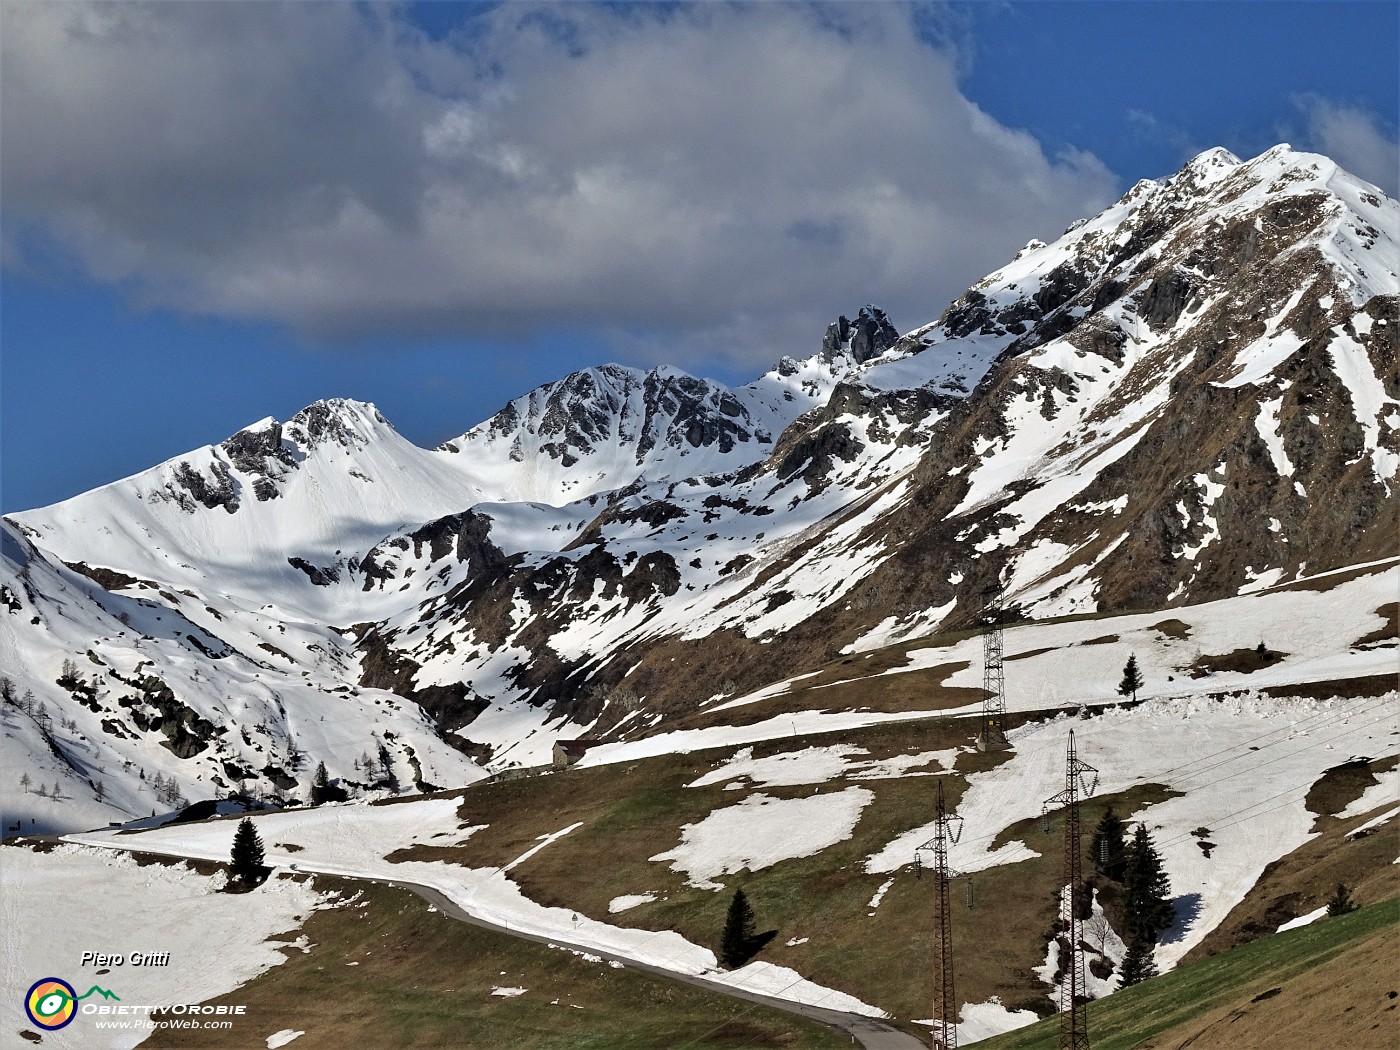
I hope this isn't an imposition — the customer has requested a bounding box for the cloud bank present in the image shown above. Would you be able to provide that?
[4,2,1124,365]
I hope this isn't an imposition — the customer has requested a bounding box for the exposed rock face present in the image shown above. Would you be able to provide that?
[822,305,900,363]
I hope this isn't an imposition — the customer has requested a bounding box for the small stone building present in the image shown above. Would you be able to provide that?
[552,739,602,769]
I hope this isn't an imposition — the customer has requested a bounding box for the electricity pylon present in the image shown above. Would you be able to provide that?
[1042,729,1098,1050]
[917,779,973,1050]
[976,581,1010,752]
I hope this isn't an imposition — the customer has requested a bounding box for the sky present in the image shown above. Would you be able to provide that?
[2,0,1397,514]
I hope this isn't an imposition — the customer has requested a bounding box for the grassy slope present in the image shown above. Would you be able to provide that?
[144,877,848,1050]
[974,895,1400,1050]
[379,714,1183,1030]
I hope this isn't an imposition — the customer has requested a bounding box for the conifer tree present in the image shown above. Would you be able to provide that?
[20,772,31,792]
[1326,882,1357,916]
[720,888,757,968]
[313,761,329,804]
[1123,824,1173,943]
[1117,654,1144,702]
[1119,937,1158,987]
[230,817,266,885]
[1091,806,1127,881]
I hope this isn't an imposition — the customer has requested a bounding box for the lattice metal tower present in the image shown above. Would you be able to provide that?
[977,581,1010,752]
[1042,729,1099,1050]
[918,779,970,1050]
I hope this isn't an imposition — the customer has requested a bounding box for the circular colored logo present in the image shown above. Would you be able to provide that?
[25,977,77,1030]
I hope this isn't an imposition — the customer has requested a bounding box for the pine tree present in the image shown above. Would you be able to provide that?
[720,889,758,968]
[1123,824,1173,943]
[1326,882,1357,916]
[230,818,266,885]
[0,676,15,704]
[20,772,31,792]
[1119,937,1158,987]
[93,780,105,801]
[1117,654,1144,702]
[313,761,329,804]
[1091,806,1127,881]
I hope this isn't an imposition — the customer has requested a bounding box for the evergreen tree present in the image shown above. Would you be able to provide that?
[20,772,31,792]
[1119,937,1158,987]
[230,818,266,885]
[93,780,104,801]
[1117,654,1144,702]
[0,676,15,704]
[312,761,330,804]
[720,888,758,968]
[1091,806,1127,881]
[1326,882,1357,916]
[1123,824,1173,943]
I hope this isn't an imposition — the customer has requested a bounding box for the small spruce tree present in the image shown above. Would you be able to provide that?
[1117,654,1144,702]
[20,772,31,792]
[230,817,266,886]
[720,888,758,968]
[1119,937,1158,987]
[1326,882,1357,916]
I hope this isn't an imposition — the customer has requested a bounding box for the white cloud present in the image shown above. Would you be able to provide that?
[1298,96,1398,197]
[0,2,1119,366]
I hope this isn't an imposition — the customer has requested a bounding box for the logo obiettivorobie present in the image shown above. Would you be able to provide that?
[24,977,119,1030]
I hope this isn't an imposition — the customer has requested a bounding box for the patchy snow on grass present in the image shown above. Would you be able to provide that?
[67,798,888,1020]
[865,690,1397,973]
[607,892,659,913]
[688,744,956,790]
[956,997,1041,1043]
[1338,766,1400,819]
[504,822,583,872]
[266,1031,305,1048]
[1,843,323,1050]
[1348,804,1400,840]
[490,986,527,997]
[651,788,874,890]
[1277,906,1328,933]
[867,877,895,913]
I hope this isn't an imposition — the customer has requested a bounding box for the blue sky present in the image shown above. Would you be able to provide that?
[3,1,1396,513]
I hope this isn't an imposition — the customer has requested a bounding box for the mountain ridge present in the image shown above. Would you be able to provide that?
[3,143,1396,829]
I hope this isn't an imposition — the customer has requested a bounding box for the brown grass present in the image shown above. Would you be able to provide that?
[1353,602,1398,648]
[1150,619,1192,640]
[1187,647,1286,676]
[1140,915,1400,1049]
[141,877,848,1050]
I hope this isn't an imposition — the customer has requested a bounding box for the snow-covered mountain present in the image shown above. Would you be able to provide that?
[3,145,1395,832]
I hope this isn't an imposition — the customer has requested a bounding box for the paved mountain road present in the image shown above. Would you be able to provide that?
[60,835,927,1050]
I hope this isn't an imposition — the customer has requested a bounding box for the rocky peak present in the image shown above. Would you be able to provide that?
[285,398,392,453]
[821,305,899,364]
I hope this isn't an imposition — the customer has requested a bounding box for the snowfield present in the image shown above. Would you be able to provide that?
[0,843,323,1049]
[649,787,875,889]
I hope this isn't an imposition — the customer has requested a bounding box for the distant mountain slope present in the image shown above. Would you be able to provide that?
[2,145,1395,827]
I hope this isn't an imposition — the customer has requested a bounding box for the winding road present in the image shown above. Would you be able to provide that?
[61,835,926,1050]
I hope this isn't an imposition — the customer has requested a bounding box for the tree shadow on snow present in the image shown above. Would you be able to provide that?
[1160,893,1203,945]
